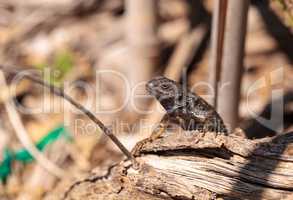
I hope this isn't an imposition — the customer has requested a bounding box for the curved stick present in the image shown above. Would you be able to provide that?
[0,65,138,168]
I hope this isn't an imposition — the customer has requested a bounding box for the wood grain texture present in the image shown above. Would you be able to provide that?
[64,129,293,200]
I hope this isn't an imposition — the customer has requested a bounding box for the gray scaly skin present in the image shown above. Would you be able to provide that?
[146,76,228,134]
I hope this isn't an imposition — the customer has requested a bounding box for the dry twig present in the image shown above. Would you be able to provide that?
[0,65,138,168]
[208,0,228,107]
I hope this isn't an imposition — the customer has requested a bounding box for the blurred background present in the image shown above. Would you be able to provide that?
[0,0,292,199]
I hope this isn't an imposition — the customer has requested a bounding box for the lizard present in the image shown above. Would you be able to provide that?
[132,76,228,156]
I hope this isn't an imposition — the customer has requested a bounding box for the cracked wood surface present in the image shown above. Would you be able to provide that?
[64,129,293,200]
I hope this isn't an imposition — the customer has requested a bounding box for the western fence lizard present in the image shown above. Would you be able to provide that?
[146,76,228,134]
[132,76,228,156]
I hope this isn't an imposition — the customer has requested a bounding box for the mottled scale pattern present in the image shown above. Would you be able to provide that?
[146,76,228,134]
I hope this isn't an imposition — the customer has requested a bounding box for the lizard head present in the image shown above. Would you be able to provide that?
[146,76,183,102]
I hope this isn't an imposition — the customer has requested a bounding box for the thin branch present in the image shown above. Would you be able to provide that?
[0,65,138,168]
[208,0,228,107]
[0,70,66,178]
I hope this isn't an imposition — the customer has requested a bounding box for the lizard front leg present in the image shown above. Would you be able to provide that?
[131,114,171,156]
[149,114,171,141]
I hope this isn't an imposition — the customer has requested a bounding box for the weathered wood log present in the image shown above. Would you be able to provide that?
[63,129,293,200]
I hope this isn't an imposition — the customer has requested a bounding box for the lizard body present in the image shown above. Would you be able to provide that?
[132,76,228,156]
[146,76,228,134]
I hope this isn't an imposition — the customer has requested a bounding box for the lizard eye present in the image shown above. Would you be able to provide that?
[161,84,170,89]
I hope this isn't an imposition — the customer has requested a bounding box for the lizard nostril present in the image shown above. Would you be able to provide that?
[146,82,154,89]
[146,83,153,93]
